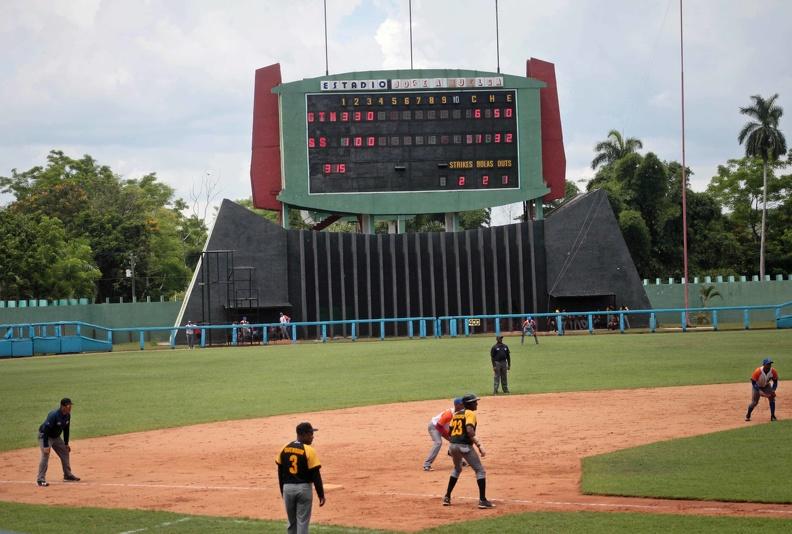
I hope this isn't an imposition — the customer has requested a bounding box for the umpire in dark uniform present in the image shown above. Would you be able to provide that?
[490,336,511,394]
[37,397,80,486]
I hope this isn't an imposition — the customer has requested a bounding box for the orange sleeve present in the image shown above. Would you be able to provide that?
[772,369,779,380]
[437,410,453,426]
[751,368,762,381]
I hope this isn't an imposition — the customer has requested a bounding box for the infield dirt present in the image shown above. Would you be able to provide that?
[0,383,788,532]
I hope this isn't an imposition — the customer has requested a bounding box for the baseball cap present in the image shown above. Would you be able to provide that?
[296,422,318,434]
[762,358,774,366]
[60,397,73,406]
[462,393,480,404]
[453,397,463,405]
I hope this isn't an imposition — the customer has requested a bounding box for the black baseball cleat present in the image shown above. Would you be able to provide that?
[36,480,49,487]
[771,416,778,422]
[63,474,81,481]
[744,416,751,422]
[423,466,433,471]
[478,499,495,509]
[442,495,451,506]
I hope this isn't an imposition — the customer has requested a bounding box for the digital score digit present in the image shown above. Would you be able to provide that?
[306,90,519,194]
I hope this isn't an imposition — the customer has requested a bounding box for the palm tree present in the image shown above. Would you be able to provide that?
[591,130,643,170]
[738,94,787,278]
[694,284,723,326]
[699,285,722,307]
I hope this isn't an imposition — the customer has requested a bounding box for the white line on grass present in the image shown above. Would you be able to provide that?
[118,517,190,534]
[0,480,264,492]
[4,479,792,516]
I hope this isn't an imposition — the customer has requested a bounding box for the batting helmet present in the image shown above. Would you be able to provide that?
[462,393,480,407]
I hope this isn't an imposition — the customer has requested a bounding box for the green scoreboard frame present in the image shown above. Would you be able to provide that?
[273,69,548,215]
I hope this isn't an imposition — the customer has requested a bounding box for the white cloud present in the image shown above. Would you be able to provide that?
[1,0,790,221]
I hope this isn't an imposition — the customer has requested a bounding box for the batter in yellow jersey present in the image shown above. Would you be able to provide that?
[442,394,495,509]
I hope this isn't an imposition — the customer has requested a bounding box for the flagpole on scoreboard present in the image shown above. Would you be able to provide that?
[495,0,501,74]
[409,0,414,70]
[323,0,329,76]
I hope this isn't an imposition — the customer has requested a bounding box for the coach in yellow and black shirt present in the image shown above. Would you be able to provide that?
[276,422,325,534]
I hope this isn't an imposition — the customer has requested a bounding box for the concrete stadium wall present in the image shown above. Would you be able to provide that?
[0,301,183,343]
[3,282,790,333]
[644,279,792,324]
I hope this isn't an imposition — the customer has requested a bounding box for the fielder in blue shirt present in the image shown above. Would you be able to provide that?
[37,398,80,486]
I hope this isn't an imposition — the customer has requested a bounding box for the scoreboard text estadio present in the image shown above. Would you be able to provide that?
[306,89,519,194]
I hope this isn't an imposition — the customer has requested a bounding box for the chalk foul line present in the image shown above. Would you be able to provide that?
[3,479,792,516]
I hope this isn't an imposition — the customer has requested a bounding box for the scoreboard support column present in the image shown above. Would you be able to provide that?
[359,214,374,234]
[533,200,544,220]
[444,212,459,232]
[387,217,408,234]
[281,204,291,229]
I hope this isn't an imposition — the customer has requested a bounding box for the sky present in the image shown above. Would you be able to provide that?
[1,0,790,225]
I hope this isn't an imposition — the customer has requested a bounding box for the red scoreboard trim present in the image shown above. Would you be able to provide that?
[526,58,566,202]
[249,64,283,211]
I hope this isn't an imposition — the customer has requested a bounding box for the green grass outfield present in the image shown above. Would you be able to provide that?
[2,502,792,534]
[2,329,791,532]
[583,420,792,503]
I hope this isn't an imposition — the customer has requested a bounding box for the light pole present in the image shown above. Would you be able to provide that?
[127,254,137,302]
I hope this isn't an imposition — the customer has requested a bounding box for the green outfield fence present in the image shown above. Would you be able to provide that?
[2,300,791,357]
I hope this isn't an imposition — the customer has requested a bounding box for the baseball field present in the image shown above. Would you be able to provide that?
[1,329,791,533]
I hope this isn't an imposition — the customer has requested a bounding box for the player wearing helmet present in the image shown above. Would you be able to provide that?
[442,394,494,509]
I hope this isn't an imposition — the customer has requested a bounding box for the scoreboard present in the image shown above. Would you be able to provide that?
[261,68,554,216]
[306,90,519,194]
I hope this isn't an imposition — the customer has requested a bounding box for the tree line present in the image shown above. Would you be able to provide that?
[0,151,207,302]
[582,93,789,279]
[0,94,786,300]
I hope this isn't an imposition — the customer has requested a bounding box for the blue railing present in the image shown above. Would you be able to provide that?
[160,316,438,349]
[438,301,791,337]
[2,301,791,356]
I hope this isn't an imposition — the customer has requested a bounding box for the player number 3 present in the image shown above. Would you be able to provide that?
[288,454,299,474]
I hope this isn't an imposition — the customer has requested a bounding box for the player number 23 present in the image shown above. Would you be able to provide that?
[450,419,464,436]
[288,454,299,474]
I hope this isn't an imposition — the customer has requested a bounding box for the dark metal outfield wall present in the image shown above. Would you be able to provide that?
[285,219,548,338]
[178,200,548,340]
[179,191,649,340]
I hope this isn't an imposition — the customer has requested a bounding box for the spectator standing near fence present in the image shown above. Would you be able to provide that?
[280,312,291,340]
[490,336,511,394]
[37,398,80,487]
[185,320,196,349]
[621,306,631,329]
[276,422,325,533]
[239,316,251,343]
